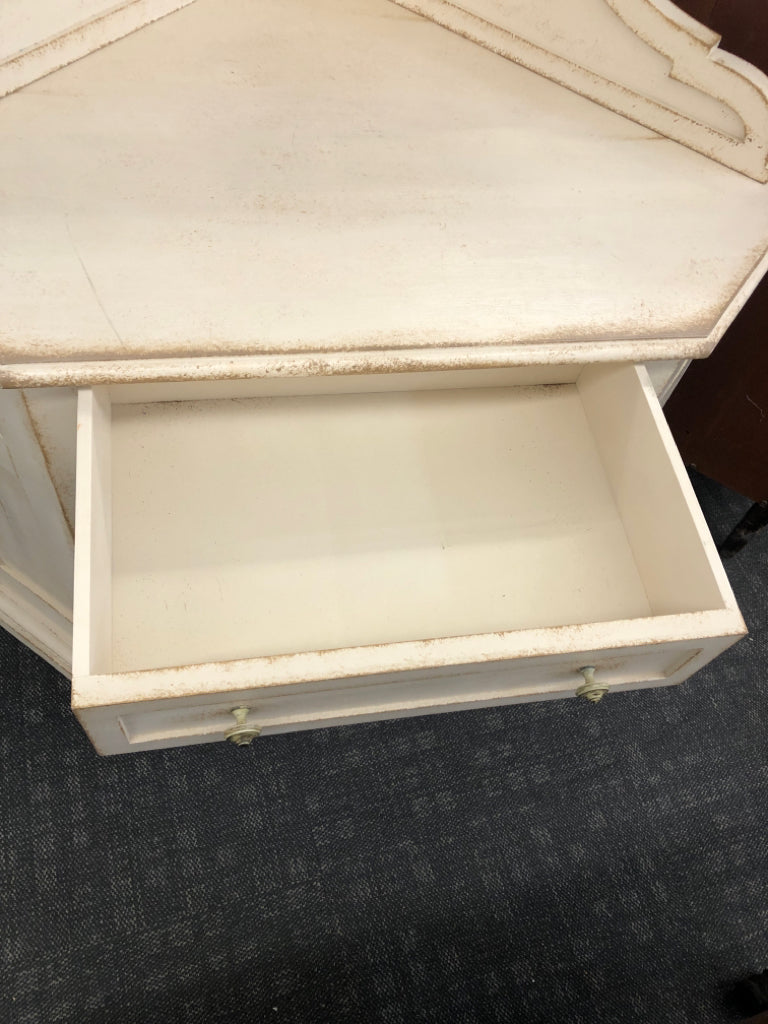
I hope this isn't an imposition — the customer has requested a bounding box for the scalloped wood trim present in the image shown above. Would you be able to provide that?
[0,0,195,100]
[391,0,768,181]
[3,1,767,179]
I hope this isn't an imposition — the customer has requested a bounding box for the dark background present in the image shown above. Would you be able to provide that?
[676,1,767,74]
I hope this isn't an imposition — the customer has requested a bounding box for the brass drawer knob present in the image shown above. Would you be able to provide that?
[576,666,609,703]
[225,707,262,746]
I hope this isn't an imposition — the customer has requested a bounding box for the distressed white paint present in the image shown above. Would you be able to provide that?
[71,388,111,684]
[0,0,195,99]
[415,0,741,138]
[2,0,766,177]
[0,390,74,674]
[0,391,73,613]
[1,0,768,388]
[396,0,768,181]
[113,645,704,746]
[0,363,679,681]
[80,639,721,754]
[0,564,72,677]
[0,0,758,744]
[22,388,78,530]
[71,365,744,754]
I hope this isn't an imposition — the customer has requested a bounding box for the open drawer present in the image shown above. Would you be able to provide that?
[72,364,745,754]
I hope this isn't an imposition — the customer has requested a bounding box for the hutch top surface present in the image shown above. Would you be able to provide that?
[1,0,768,386]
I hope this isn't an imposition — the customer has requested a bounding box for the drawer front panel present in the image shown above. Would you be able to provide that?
[110,645,701,751]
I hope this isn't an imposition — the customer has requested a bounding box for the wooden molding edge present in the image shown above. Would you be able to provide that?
[390,0,768,181]
[0,566,72,677]
[0,0,196,100]
[2,242,766,388]
[5,248,768,388]
[0,336,717,389]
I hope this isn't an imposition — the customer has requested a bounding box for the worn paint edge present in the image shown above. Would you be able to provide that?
[7,242,768,389]
[702,243,768,353]
[0,336,720,389]
[119,648,707,745]
[72,608,746,708]
[0,0,196,100]
[74,633,742,754]
[390,0,768,180]
[114,655,702,747]
[20,392,75,539]
[0,565,72,677]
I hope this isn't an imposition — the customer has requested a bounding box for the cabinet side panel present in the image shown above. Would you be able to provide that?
[0,389,74,613]
[22,387,78,532]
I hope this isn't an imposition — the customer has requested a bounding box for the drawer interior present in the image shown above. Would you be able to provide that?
[75,364,731,676]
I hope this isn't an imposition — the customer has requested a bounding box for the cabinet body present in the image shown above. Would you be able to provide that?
[1,0,767,752]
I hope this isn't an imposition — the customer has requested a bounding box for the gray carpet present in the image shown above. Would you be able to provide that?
[1,471,767,1024]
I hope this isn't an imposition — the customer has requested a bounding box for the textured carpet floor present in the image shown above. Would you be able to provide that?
[1,471,767,1024]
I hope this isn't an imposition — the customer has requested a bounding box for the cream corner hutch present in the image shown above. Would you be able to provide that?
[1,0,767,753]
